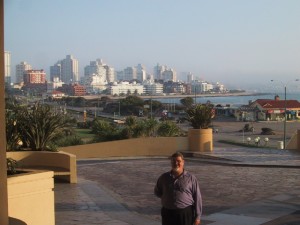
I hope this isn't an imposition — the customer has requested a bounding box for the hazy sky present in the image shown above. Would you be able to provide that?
[4,0,300,90]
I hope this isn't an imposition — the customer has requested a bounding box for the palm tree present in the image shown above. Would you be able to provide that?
[186,104,213,129]
[5,109,21,151]
[123,116,137,138]
[143,118,158,137]
[17,103,71,151]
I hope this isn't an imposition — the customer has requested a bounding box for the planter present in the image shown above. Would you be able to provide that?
[188,128,213,152]
[6,151,77,183]
[8,170,55,225]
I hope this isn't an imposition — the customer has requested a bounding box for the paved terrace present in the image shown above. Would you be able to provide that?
[55,147,300,225]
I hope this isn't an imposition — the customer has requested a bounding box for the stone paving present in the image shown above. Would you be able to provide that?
[55,147,300,225]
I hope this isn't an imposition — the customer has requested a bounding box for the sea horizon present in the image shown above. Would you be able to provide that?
[151,92,300,106]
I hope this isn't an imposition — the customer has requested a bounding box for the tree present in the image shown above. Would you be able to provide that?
[91,118,122,142]
[122,116,137,138]
[16,104,71,151]
[143,118,158,137]
[143,99,163,112]
[180,97,194,108]
[120,95,144,115]
[186,104,213,129]
[74,97,85,107]
[157,121,181,137]
[6,109,21,151]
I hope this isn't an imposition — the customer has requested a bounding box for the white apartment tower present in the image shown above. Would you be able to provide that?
[84,59,106,77]
[136,64,146,82]
[16,61,32,83]
[4,51,11,84]
[104,65,115,83]
[84,59,115,83]
[153,63,166,80]
[61,55,79,83]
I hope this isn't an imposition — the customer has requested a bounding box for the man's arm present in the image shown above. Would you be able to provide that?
[154,176,162,198]
[192,176,202,222]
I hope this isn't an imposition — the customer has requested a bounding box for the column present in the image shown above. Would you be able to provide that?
[0,0,9,224]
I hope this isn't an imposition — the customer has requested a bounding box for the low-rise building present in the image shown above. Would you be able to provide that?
[237,95,300,121]
[58,83,86,96]
[143,81,164,95]
[109,81,144,95]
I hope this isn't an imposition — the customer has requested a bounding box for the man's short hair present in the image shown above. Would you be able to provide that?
[171,152,184,160]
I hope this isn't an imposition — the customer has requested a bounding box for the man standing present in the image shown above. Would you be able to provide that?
[154,152,202,225]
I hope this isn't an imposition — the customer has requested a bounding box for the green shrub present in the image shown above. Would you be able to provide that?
[7,158,18,175]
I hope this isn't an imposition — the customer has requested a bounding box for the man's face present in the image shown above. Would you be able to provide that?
[171,156,184,173]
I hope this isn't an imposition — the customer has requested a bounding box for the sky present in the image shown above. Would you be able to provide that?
[4,0,300,91]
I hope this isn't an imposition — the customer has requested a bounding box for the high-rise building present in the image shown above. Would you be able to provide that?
[153,63,166,80]
[104,65,115,83]
[124,67,137,81]
[84,59,106,77]
[50,61,62,82]
[16,61,32,83]
[61,55,79,83]
[4,51,11,85]
[187,72,193,83]
[116,71,124,81]
[136,64,146,82]
[84,58,115,83]
[162,68,177,82]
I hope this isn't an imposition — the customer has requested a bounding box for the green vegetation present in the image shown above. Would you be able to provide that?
[5,95,186,150]
[7,158,18,175]
[74,128,94,139]
[186,104,213,129]
[180,97,194,109]
[6,101,73,151]
[90,116,183,142]
[157,121,182,137]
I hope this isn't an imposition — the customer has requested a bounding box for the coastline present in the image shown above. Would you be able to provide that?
[84,92,270,100]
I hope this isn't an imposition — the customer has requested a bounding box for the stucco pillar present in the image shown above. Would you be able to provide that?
[297,130,300,151]
[0,0,9,224]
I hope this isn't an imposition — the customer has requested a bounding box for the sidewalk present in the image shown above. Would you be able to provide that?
[55,147,300,225]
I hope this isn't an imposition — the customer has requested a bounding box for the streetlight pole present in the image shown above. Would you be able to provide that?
[194,84,197,104]
[271,79,299,149]
[284,85,287,149]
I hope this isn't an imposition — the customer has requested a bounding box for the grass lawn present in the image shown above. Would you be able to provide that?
[74,128,95,141]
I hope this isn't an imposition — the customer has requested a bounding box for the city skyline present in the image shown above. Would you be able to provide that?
[4,0,300,91]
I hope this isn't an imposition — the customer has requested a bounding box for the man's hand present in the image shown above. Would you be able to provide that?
[194,219,200,225]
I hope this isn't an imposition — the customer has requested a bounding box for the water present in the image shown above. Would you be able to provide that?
[153,92,300,106]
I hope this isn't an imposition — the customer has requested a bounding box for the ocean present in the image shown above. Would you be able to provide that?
[153,92,300,107]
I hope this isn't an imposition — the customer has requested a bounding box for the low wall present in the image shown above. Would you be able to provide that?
[6,151,77,183]
[59,137,189,159]
[286,129,300,150]
[8,171,55,225]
